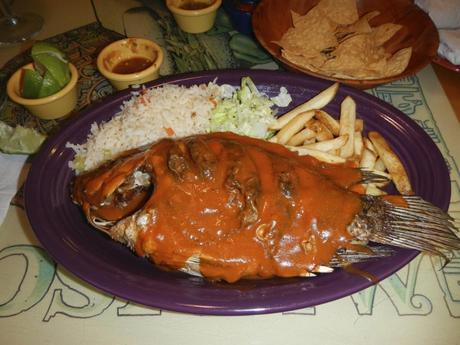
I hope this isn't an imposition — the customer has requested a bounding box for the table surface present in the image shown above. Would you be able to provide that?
[432,64,460,122]
[1,1,459,345]
[2,1,459,121]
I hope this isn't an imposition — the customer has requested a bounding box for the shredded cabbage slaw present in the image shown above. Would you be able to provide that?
[210,77,291,139]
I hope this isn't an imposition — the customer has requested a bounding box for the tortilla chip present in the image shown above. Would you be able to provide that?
[278,0,411,80]
[361,10,380,23]
[291,10,302,27]
[290,5,330,30]
[316,0,359,25]
[365,51,390,74]
[335,16,373,42]
[282,49,324,72]
[371,23,403,46]
[322,35,373,71]
[384,47,412,77]
[321,34,394,79]
[277,10,337,55]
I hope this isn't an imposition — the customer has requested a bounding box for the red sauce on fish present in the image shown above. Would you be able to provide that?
[383,194,408,208]
[74,132,365,282]
[135,133,363,282]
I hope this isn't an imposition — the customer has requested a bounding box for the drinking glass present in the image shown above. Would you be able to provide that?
[0,0,43,46]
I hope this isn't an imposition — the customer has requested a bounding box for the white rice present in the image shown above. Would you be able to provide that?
[67,82,223,173]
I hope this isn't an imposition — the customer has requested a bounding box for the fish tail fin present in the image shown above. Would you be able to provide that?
[329,245,395,267]
[359,169,391,185]
[349,195,460,261]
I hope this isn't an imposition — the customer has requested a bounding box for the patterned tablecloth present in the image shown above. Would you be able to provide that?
[0,3,459,345]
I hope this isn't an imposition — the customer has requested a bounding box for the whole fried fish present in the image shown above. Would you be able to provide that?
[72,132,460,282]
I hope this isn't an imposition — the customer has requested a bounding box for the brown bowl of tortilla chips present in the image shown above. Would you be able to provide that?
[252,0,439,89]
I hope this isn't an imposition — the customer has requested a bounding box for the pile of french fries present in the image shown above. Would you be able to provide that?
[269,83,413,196]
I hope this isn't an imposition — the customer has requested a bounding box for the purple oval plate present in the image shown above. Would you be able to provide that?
[24,70,450,315]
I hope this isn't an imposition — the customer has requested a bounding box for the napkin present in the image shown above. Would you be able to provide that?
[0,153,28,226]
[415,0,460,29]
[438,29,460,65]
[416,0,460,65]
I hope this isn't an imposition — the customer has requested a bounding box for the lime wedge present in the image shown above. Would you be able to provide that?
[0,121,46,154]
[31,42,68,63]
[33,53,70,88]
[21,42,71,99]
[21,69,43,99]
[37,71,62,98]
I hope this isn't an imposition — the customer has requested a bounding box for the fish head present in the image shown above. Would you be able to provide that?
[71,149,155,235]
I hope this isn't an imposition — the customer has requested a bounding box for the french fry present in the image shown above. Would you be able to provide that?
[268,83,413,199]
[363,137,376,154]
[302,134,348,152]
[273,110,315,145]
[306,120,334,141]
[368,131,413,195]
[286,127,316,146]
[366,183,387,196]
[354,130,363,157]
[374,158,386,172]
[287,146,346,164]
[269,83,339,130]
[338,96,356,158]
[359,148,377,169]
[367,169,392,187]
[316,123,334,141]
[328,149,340,156]
[314,109,340,136]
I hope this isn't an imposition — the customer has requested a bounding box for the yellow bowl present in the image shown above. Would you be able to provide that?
[97,38,164,91]
[166,0,222,34]
[6,63,79,120]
